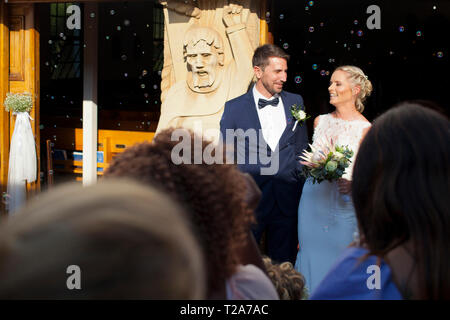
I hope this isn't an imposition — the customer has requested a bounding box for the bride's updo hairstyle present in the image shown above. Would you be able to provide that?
[335,65,373,112]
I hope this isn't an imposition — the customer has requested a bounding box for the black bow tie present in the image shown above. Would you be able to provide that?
[258,97,279,109]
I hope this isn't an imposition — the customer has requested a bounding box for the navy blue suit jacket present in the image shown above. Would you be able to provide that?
[220,88,309,219]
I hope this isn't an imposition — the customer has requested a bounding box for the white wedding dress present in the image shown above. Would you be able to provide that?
[294,113,371,293]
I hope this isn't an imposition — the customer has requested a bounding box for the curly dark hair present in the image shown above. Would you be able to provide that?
[103,128,255,297]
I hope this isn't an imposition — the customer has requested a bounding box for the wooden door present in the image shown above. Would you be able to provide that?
[0,3,40,214]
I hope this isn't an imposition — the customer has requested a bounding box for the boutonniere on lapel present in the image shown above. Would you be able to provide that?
[290,104,310,131]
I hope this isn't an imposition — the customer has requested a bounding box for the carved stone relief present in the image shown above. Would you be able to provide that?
[156,0,261,139]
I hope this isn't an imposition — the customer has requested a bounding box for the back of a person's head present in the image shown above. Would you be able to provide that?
[352,102,449,299]
[0,179,205,299]
[103,128,255,297]
[263,256,307,300]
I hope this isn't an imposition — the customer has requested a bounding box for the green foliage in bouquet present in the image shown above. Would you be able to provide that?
[4,92,33,113]
[300,143,354,184]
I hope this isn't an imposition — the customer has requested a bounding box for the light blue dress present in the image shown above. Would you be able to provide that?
[294,114,371,293]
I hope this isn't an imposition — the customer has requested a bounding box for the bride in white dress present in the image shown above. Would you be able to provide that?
[294,66,373,293]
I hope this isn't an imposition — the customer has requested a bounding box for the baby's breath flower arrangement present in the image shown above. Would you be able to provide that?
[4,92,33,113]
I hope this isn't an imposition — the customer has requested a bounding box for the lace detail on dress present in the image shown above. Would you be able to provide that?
[312,113,371,180]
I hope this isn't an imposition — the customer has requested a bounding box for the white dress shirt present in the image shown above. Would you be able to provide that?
[253,86,287,151]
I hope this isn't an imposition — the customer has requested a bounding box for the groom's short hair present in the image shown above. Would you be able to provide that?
[252,44,290,70]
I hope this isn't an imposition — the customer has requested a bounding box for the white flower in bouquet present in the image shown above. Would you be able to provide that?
[334,151,344,159]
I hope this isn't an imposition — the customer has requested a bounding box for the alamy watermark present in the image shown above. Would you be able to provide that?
[66,265,81,290]
[66,5,81,30]
[366,264,381,290]
[366,5,381,30]
[169,124,280,176]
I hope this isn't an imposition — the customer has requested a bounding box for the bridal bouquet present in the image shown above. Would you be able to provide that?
[299,137,353,184]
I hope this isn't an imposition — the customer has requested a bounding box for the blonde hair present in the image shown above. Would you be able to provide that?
[263,256,308,300]
[335,65,373,112]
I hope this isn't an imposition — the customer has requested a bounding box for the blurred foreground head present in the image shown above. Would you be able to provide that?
[104,128,255,297]
[352,101,449,299]
[0,179,205,299]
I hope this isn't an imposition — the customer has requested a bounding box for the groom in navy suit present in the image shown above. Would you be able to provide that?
[220,44,308,264]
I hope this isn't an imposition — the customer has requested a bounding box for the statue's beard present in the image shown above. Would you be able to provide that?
[192,70,215,89]
[187,68,222,93]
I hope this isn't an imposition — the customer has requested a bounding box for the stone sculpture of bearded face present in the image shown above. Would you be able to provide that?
[185,40,219,91]
[183,27,224,93]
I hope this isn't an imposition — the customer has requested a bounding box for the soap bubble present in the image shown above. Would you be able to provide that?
[294,75,302,84]
[312,64,318,70]
[357,30,363,37]
[279,14,284,20]
[399,26,405,32]
[283,43,289,49]
[309,26,314,32]
[437,51,444,58]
